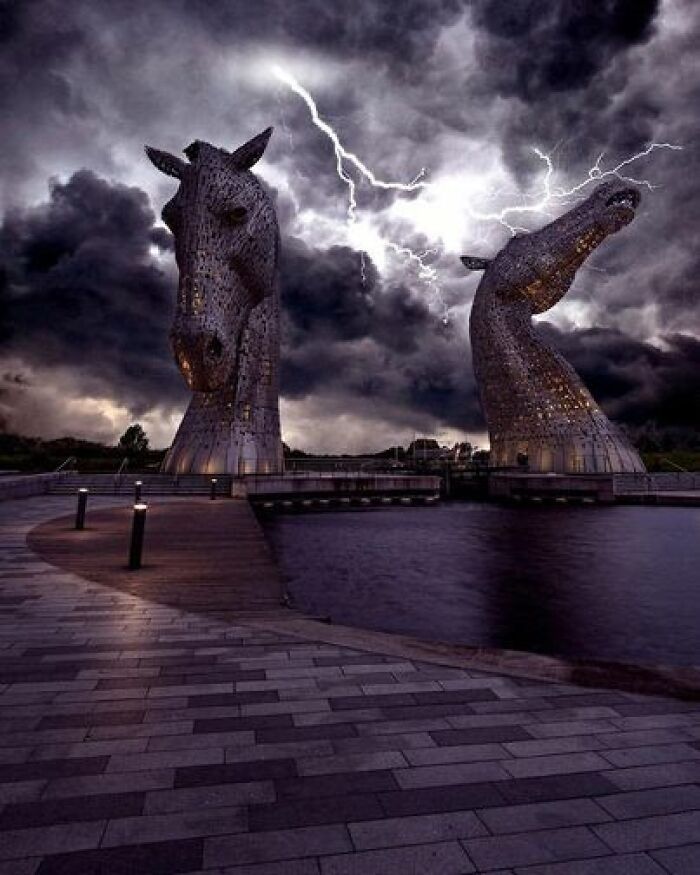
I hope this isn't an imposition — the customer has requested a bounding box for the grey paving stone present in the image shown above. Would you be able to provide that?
[332,732,434,755]
[319,840,474,874]
[349,810,486,850]
[404,742,508,766]
[394,761,511,789]
[526,721,619,739]
[105,747,224,772]
[0,779,46,804]
[605,761,700,791]
[651,843,700,874]
[478,798,611,834]
[0,790,143,829]
[502,752,611,779]
[293,708,383,727]
[596,784,700,820]
[464,825,609,870]
[144,780,275,814]
[220,861,321,875]
[356,717,450,735]
[0,819,105,860]
[204,824,352,867]
[447,713,536,728]
[431,726,532,746]
[34,836,204,874]
[379,781,506,817]
[102,804,248,846]
[249,792,383,831]
[504,737,607,758]
[29,737,149,760]
[224,740,335,763]
[600,743,700,768]
[593,810,700,852]
[508,853,667,874]
[297,750,407,776]
[598,728,695,747]
[41,767,174,798]
[175,757,297,789]
[147,730,254,751]
[241,699,331,716]
[276,769,398,800]
[0,860,39,875]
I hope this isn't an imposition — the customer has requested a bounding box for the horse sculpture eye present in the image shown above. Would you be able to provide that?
[224,206,247,226]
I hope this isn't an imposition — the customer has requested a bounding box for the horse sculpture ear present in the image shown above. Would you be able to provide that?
[461,256,492,271]
[229,127,273,170]
[145,146,187,179]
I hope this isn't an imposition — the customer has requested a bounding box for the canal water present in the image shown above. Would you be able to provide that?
[260,502,700,667]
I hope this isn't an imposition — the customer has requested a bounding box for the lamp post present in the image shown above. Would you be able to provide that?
[210,478,217,500]
[75,488,88,530]
[134,480,142,503]
[129,503,148,570]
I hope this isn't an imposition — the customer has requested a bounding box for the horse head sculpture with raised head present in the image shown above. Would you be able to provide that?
[146,129,283,476]
[463,180,646,474]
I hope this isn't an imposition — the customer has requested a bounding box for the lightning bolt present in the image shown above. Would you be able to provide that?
[475,143,684,236]
[272,66,445,317]
[272,65,682,320]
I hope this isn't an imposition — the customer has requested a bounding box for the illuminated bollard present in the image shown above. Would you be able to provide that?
[75,488,88,530]
[129,503,148,570]
[210,478,217,500]
[134,480,142,503]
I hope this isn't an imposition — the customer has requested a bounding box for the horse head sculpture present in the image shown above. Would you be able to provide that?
[463,180,646,474]
[146,129,283,475]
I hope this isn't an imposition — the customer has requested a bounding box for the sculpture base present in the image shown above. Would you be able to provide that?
[161,393,283,476]
[490,433,645,474]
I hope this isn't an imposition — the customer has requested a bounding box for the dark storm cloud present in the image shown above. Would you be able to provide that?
[0,169,480,434]
[471,0,660,103]
[174,0,465,67]
[280,238,486,431]
[539,323,700,430]
[0,170,184,413]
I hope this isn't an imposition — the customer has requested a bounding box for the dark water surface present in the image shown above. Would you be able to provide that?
[261,502,700,667]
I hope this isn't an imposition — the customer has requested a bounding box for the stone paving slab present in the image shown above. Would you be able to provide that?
[0,496,698,873]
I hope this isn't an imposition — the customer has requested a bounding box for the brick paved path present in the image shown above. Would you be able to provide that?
[0,496,699,874]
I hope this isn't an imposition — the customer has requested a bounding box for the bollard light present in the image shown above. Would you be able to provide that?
[75,488,88,530]
[210,478,217,500]
[129,503,148,570]
[134,480,143,503]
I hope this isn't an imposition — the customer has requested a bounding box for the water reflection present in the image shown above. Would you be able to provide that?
[262,502,700,666]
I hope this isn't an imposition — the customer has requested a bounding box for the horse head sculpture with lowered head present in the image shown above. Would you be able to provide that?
[146,129,283,476]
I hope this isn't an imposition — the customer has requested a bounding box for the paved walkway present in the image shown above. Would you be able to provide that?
[0,496,699,874]
[28,500,285,616]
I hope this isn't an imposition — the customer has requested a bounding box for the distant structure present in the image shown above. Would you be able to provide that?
[463,180,645,474]
[146,129,283,475]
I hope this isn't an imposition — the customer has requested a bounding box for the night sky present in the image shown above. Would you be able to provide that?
[1,0,698,452]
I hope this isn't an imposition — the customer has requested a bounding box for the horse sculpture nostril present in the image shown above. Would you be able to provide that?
[207,335,223,360]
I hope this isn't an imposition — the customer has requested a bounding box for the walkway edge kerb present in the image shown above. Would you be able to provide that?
[245,615,700,701]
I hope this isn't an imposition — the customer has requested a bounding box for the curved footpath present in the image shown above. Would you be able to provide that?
[0,496,699,874]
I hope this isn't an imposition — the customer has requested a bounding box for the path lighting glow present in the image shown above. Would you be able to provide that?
[134,480,143,503]
[75,488,88,530]
[129,503,148,570]
[210,478,218,501]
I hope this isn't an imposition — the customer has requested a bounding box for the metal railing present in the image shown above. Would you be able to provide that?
[113,457,129,488]
[53,456,77,473]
